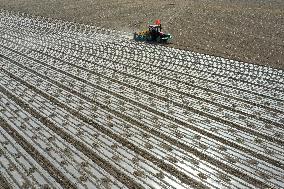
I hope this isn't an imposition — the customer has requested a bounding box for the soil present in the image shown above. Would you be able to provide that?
[0,0,283,69]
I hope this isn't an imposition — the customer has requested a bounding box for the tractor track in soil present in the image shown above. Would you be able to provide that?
[1,10,284,189]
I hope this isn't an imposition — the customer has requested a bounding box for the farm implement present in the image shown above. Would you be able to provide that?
[134,19,172,43]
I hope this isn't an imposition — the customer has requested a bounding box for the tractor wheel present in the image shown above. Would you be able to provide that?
[156,36,161,43]
[137,35,143,41]
[146,35,152,41]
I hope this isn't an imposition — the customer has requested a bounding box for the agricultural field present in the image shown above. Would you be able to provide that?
[0,0,283,69]
[0,9,284,189]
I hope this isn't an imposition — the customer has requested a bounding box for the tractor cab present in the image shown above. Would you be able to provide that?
[148,24,163,41]
[148,24,162,33]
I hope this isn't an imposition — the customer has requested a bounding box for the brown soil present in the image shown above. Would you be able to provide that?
[0,0,283,69]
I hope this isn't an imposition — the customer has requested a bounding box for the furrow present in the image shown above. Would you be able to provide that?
[0,162,20,189]
[0,126,62,188]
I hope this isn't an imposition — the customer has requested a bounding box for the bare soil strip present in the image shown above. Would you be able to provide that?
[0,61,273,189]
[0,118,76,189]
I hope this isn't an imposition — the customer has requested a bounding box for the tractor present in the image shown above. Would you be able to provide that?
[134,19,172,43]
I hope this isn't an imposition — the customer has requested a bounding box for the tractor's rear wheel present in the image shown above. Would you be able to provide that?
[156,36,161,43]
[146,35,152,41]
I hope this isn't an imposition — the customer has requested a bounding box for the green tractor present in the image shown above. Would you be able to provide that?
[134,20,172,43]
